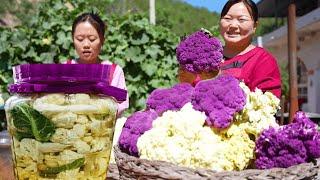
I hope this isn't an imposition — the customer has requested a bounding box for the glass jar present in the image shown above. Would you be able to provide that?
[5,64,127,179]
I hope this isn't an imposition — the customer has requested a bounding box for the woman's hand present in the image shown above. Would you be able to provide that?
[178,67,220,86]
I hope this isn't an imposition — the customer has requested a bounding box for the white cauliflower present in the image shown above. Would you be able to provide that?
[220,123,255,170]
[39,142,70,153]
[90,98,118,115]
[74,140,91,154]
[137,103,256,171]
[16,166,38,180]
[76,115,89,124]
[90,136,111,152]
[14,138,43,162]
[51,112,78,128]
[55,168,83,180]
[50,125,88,154]
[83,156,109,177]
[235,83,280,137]
[34,93,66,105]
[50,128,80,145]
[72,124,87,138]
[67,94,91,104]
[59,150,84,164]
[43,149,84,168]
[89,120,111,136]
[12,138,43,177]
[33,93,118,115]
[82,136,93,143]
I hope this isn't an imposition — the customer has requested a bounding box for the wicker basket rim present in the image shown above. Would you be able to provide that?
[114,145,320,179]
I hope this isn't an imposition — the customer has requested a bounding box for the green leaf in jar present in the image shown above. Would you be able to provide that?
[38,157,85,178]
[10,103,55,142]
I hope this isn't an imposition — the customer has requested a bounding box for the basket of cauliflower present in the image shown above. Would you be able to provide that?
[112,30,320,179]
[114,75,320,179]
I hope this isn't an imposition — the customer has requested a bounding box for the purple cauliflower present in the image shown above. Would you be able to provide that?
[254,127,307,169]
[146,83,194,114]
[119,110,158,156]
[255,111,320,169]
[176,30,223,73]
[191,75,246,129]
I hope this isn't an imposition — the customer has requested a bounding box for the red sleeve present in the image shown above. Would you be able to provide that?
[251,52,281,98]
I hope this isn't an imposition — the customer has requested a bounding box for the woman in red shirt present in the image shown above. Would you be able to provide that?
[219,0,281,98]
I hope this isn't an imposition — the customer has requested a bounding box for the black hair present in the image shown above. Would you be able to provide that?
[220,0,259,23]
[72,12,106,40]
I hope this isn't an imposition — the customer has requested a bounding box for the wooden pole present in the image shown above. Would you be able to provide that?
[280,95,285,125]
[149,0,156,25]
[287,1,299,122]
[275,0,278,27]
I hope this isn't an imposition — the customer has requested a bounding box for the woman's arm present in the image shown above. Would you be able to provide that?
[111,65,129,116]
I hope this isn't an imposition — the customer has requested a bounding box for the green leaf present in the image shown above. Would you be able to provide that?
[22,47,37,59]
[126,74,142,82]
[145,44,164,59]
[125,46,142,62]
[131,33,149,45]
[10,103,55,142]
[15,40,29,52]
[141,62,157,76]
[42,22,51,29]
[53,1,65,11]
[0,41,9,54]
[0,74,9,83]
[137,96,147,107]
[149,79,163,88]
[39,158,85,178]
[39,52,55,63]
[56,31,68,45]
[112,57,126,67]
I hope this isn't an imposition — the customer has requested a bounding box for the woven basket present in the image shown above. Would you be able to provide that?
[114,146,320,180]
[107,163,120,180]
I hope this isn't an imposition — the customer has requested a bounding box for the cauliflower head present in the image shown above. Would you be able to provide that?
[137,103,255,171]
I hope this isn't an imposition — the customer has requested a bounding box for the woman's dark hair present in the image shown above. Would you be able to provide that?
[220,0,258,23]
[72,12,106,40]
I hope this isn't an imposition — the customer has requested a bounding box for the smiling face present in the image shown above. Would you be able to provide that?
[219,2,257,48]
[73,21,103,64]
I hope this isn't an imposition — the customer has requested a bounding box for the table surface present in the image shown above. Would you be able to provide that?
[0,146,14,180]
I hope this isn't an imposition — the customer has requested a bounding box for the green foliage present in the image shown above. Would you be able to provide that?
[39,157,85,178]
[0,0,179,115]
[0,0,35,26]
[104,14,179,113]
[10,103,55,142]
[255,17,286,37]
[106,0,220,37]
[0,0,83,98]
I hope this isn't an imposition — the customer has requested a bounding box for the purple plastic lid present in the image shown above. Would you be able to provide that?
[9,64,127,102]
[13,64,112,84]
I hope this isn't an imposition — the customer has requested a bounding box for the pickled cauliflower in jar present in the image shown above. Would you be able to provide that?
[6,93,118,180]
